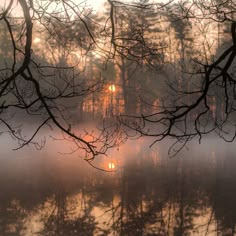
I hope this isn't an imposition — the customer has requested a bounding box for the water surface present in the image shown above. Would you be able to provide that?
[0,136,236,236]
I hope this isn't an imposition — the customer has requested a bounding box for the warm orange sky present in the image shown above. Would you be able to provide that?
[0,0,106,13]
[0,0,179,15]
[0,0,106,19]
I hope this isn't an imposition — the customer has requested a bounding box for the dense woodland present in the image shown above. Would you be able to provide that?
[0,0,236,158]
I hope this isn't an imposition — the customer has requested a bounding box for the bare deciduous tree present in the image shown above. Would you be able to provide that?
[109,0,236,155]
[0,0,125,162]
[1,0,236,159]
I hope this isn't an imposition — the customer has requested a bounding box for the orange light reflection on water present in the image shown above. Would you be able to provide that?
[108,162,115,169]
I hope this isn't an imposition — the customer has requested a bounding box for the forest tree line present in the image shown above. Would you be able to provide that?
[0,0,235,157]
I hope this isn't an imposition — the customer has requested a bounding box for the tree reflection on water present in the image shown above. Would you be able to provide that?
[0,138,236,235]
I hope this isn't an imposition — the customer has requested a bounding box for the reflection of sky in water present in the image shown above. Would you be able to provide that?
[0,134,236,235]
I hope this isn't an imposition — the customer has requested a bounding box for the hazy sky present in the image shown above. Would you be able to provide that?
[0,0,106,15]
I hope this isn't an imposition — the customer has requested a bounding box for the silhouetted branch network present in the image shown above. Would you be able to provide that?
[0,0,126,159]
[1,0,236,158]
[112,0,236,155]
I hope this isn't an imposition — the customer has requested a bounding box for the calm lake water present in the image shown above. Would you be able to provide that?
[1,135,236,236]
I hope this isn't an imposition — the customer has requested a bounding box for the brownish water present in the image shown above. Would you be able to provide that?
[0,135,236,236]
